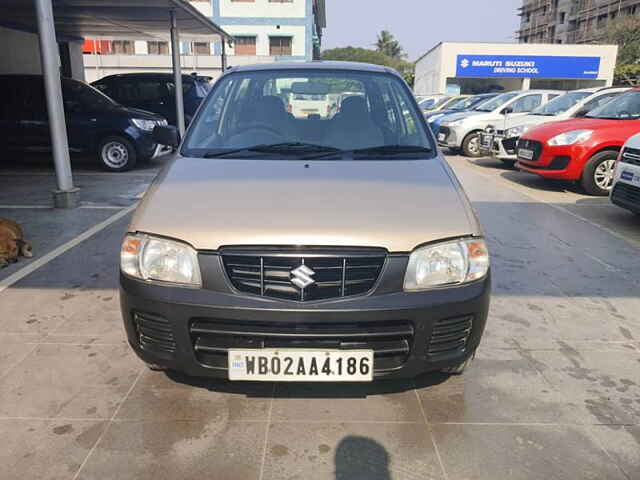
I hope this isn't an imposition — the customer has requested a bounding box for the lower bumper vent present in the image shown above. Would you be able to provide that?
[190,319,414,373]
[427,316,473,358]
[133,312,176,358]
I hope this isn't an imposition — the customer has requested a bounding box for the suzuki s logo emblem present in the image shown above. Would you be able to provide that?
[290,265,315,289]
[460,58,470,69]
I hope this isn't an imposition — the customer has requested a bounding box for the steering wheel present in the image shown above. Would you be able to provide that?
[239,124,283,137]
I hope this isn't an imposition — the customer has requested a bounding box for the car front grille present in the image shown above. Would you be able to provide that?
[190,319,414,373]
[503,137,518,153]
[517,138,543,162]
[622,147,640,166]
[133,312,176,358]
[427,315,473,358]
[612,181,640,205]
[221,248,386,302]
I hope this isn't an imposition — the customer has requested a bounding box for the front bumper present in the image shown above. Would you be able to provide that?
[611,162,640,213]
[437,125,462,149]
[479,133,518,161]
[120,263,491,380]
[515,140,584,180]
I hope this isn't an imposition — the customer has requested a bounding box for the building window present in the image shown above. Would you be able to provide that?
[269,36,292,56]
[148,41,169,55]
[193,42,211,55]
[559,11,566,24]
[111,40,134,55]
[235,36,257,55]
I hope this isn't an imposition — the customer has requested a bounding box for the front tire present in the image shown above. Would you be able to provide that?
[462,132,482,158]
[98,135,137,172]
[581,151,617,196]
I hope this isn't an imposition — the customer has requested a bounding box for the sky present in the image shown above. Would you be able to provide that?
[322,0,523,61]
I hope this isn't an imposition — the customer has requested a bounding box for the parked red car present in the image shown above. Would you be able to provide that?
[516,88,640,195]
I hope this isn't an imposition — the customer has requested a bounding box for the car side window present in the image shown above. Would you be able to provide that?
[582,93,620,112]
[93,82,114,99]
[510,94,542,113]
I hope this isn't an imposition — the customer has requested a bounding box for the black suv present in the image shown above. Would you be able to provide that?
[92,73,211,127]
[0,74,167,171]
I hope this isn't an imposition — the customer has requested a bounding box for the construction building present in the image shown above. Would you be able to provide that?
[517,0,640,44]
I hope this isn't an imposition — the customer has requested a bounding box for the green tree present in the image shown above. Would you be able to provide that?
[606,16,640,85]
[321,46,415,87]
[375,30,405,60]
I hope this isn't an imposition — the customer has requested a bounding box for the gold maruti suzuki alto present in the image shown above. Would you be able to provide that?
[119,61,490,382]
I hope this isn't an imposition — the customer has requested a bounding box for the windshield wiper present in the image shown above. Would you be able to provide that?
[351,145,432,156]
[203,143,341,158]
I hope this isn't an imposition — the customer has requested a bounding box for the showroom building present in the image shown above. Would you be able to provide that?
[414,41,618,95]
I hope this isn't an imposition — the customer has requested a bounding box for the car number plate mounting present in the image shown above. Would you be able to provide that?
[228,349,374,382]
[437,132,446,141]
[518,148,534,160]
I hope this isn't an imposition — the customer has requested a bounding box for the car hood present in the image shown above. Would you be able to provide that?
[130,157,479,252]
[440,111,483,124]
[114,105,164,121]
[522,117,627,140]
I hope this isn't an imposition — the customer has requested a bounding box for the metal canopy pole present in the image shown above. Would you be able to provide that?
[34,0,78,208]
[170,9,186,137]
[221,38,227,71]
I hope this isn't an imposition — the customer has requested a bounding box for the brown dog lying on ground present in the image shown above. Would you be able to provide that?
[0,218,33,268]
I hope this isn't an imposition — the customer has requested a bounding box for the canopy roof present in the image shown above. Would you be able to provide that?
[1,0,232,41]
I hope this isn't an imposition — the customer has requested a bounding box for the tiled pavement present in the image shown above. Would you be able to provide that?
[0,156,639,479]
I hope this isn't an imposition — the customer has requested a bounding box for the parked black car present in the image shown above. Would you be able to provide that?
[92,73,211,127]
[0,74,167,171]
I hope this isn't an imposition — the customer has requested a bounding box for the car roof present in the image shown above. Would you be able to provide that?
[227,60,398,75]
[95,72,199,82]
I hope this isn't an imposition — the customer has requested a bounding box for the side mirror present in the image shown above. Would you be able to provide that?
[501,107,513,115]
[573,108,589,118]
[153,125,180,147]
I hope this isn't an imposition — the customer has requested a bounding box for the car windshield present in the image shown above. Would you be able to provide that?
[473,91,519,112]
[62,79,117,109]
[454,95,492,110]
[586,90,640,120]
[183,69,434,159]
[430,96,452,109]
[444,97,468,110]
[531,91,591,116]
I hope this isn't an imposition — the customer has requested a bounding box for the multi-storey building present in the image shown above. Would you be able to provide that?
[83,0,326,82]
[517,0,640,44]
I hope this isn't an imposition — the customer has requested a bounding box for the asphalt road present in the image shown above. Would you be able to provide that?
[0,152,638,480]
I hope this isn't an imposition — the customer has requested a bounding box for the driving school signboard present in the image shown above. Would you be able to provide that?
[456,55,601,79]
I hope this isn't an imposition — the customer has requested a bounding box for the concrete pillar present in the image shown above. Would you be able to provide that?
[522,78,531,90]
[34,0,78,208]
[170,9,186,136]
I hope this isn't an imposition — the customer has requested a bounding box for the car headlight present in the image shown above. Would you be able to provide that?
[547,129,593,146]
[121,233,202,287]
[506,125,530,138]
[131,118,157,131]
[404,238,489,291]
[427,114,445,123]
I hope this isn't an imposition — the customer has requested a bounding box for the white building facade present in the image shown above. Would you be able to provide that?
[83,0,326,82]
[415,42,618,96]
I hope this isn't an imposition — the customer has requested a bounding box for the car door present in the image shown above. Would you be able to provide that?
[20,77,51,149]
[0,77,28,149]
[499,93,543,130]
[61,79,101,152]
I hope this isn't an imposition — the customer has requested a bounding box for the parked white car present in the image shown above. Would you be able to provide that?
[611,132,640,215]
[437,90,563,157]
[480,87,630,165]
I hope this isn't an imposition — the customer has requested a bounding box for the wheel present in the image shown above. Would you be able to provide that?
[462,132,482,158]
[441,354,475,375]
[98,135,137,172]
[581,150,617,196]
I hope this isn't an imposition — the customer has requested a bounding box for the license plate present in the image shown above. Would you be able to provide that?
[438,132,446,141]
[518,148,534,160]
[481,134,493,149]
[228,349,374,382]
[621,170,640,185]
